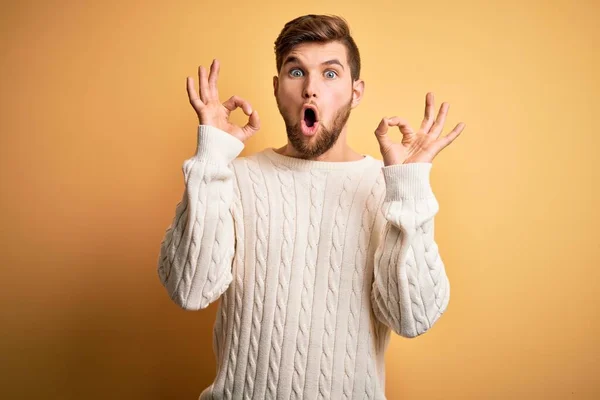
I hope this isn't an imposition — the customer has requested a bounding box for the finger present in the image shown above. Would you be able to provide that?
[374,117,393,149]
[208,59,220,101]
[420,92,436,133]
[430,102,449,138]
[243,110,261,135]
[186,76,205,109]
[223,95,253,115]
[386,116,415,137]
[199,65,210,103]
[439,122,466,149]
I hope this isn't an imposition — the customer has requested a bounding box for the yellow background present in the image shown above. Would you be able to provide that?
[1,0,598,398]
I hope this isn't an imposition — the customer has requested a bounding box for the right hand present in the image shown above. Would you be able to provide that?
[186,59,260,143]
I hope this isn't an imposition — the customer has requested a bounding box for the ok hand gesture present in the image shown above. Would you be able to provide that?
[374,92,465,165]
[186,59,260,143]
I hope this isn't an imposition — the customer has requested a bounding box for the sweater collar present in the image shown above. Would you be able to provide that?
[262,147,376,172]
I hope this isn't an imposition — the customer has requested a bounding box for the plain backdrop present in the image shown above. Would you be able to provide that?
[0,0,598,399]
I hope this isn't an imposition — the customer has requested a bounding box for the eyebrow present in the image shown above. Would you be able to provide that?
[282,56,345,70]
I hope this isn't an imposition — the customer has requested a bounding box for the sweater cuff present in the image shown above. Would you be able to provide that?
[194,125,245,164]
[382,163,434,201]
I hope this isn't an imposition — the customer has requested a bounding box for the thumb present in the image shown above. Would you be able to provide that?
[374,117,392,149]
[242,110,260,136]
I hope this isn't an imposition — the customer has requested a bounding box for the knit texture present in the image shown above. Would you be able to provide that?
[157,125,450,400]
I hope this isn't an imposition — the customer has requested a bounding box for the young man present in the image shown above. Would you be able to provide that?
[158,14,465,400]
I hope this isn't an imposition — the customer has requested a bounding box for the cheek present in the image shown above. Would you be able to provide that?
[334,87,352,103]
[323,91,349,119]
[279,80,300,96]
[278,84,298,103]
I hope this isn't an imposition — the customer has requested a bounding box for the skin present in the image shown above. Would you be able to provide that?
[273,41,365,161]
[186,42,466,166]
[374,93,466,166]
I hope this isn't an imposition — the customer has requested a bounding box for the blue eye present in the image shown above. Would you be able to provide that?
[289,68,337,79]
[325,70,337,79]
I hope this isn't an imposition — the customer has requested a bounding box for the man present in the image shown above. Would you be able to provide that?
[158,14,465,400]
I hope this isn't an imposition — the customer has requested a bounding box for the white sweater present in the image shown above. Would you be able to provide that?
[157,125,450,400]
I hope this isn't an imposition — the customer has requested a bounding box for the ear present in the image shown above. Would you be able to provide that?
[273,76,279,97]
[351,79,365,109]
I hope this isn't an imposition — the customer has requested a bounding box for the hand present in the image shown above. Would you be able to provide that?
[186,59,260,143]
[374,92,465,165]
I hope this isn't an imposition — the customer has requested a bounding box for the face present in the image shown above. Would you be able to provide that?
[273,41,364,159]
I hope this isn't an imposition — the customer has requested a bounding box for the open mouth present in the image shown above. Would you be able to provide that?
[300,105,320,136]
[304,108,317,127]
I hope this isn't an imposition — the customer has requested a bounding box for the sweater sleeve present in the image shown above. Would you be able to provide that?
[157,125,244,310]
[370,162,450,338]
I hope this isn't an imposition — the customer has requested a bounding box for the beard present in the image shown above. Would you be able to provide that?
[276,96,353,159]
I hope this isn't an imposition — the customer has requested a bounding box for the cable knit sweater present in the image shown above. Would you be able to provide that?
[157,125,450,400]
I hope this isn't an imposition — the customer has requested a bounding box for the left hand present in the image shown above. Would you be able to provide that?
[374,92,466,166]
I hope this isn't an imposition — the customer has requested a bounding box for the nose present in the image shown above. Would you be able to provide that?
[302,77,318,99]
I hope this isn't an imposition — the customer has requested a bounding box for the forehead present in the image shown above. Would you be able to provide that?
[284,41,348,66]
